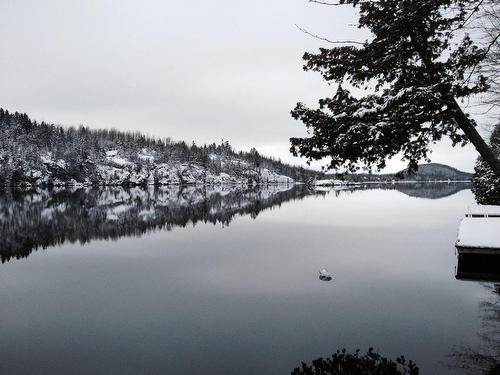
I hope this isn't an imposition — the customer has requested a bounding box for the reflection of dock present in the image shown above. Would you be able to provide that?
[456,205,500,255]
[456,254,500,282]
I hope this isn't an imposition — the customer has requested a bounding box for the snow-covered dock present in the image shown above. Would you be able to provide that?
[456,205,500,254]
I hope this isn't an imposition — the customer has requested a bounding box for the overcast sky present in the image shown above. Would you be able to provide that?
[1,0,491,172]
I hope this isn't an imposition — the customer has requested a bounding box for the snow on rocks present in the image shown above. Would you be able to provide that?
[137,149,155,162]
[105,150,133,167]
[312,179,344,186]
[319,269,333,281]
[155,164,181,185]
[7,149,296,187]
[257,168,293,184]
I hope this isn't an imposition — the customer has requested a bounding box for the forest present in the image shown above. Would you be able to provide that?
[0,109,322,187]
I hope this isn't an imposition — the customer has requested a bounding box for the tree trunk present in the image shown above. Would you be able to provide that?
[449,99,500,177]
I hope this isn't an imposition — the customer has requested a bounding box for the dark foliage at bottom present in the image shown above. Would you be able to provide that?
[291,348,418,375]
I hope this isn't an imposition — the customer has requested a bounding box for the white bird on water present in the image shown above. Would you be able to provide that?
[319,269,332,281]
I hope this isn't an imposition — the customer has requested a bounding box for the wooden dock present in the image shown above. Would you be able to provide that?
[456,205,500,255]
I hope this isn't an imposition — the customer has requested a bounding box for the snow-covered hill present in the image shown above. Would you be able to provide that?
[0,109,321,187]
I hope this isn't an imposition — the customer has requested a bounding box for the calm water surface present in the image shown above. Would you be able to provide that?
[0,184,495,374]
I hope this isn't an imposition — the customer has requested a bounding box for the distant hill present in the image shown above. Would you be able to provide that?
[346,163,472,182]
[393,163,472,181]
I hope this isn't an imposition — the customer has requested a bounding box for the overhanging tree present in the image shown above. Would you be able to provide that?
[478,0,500,109]
[291,0,500,176]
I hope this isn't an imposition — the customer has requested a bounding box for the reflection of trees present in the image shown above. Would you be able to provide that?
[0,185,321,263]
[394,183,471,200]
[449,283,500,374]
[316,182,471,200]
[0,182,470,263]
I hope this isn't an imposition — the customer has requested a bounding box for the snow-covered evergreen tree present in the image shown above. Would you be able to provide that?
[473,124,500,204]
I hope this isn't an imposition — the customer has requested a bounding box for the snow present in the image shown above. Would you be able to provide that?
[138,149,155,162]
[352,107,378,118]
[104,150,134,167]
[257,168,293,184]
[456,218,500,249]
[156,164,181,185]
[107,156,132,167]
[55,159,67,168]
[39,152,67,169]
[30,170,42,178]
[312,179,348,186]
[40,152,53,164]
[333,112,348,120]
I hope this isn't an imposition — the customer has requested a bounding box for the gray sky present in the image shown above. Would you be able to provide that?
[1,0,487,172]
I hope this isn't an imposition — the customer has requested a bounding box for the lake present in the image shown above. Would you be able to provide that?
[0,183,497,374]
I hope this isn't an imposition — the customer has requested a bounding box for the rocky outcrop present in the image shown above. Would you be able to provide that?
[11,151,294,187]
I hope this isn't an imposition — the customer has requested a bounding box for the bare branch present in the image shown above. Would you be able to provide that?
[295,24,365,45]
[308,0,378,5]
[308,0,344,5]
[465,30,500,84]
[451,0,485,31]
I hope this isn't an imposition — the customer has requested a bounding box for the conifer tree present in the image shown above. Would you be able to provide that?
[291,0,500,176]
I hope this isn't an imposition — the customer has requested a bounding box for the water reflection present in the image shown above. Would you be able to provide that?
[0,183,471,263]
[0,185,322,263]
[452,255,500,374]
[0,183,479,374]
[355,182,471,199]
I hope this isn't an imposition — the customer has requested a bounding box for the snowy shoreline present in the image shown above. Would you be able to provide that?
[3,150,297,188]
